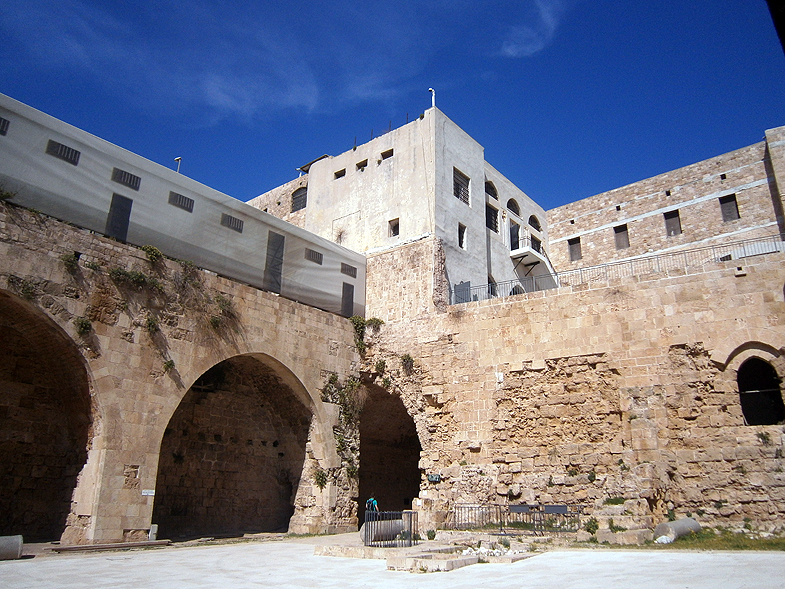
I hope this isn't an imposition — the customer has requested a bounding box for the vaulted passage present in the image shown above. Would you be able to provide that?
[0,291,92,541]
[738,357,785,425]
[152,355,312,539]
[358,386,421,522]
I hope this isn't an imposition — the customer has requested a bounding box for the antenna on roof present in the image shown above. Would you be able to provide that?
[428,88,435,108]
[174,157,182,173]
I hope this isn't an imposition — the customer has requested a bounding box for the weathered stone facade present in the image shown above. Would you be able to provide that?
[0,201,361,543]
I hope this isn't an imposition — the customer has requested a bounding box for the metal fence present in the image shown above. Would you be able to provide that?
[449,504,583,536]
[362,510,419,547]
[452,234,785,304]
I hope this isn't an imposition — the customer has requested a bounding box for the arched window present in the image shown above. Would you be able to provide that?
[506,199,520,216]
[737,358,785,425]
[528,215,541,231]
[485,181,498,200]
[291,187,307,212]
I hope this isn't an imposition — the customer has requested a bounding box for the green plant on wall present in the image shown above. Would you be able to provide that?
[145,315,159,333]
[141,244,164,264]
[401,353,414,375]
[0,184,16,201]
[74,316,92,336]
[313,467,328,490]
[163,359,175,372]
[61,252,79,273]
[348,315,384,354]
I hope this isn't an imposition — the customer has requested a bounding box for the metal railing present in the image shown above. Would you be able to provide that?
[362,510,419,547]
[448,503,582,536]
[452,234,784,304]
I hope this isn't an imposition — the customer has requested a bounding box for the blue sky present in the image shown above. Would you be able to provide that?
[1,1,783,210]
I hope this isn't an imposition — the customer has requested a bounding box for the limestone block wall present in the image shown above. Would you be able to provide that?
[247,175,308,229]
[547,130,785,271]
[365,249,785,531]
[0,201,360,543]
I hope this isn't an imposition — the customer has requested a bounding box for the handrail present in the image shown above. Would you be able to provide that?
[452,234,784,304]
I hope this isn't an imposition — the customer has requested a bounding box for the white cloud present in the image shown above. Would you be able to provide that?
[501,0,568,58]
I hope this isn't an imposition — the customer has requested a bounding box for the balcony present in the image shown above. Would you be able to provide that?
[510,235,550,268]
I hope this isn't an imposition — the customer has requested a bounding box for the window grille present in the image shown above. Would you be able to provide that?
[614,224,629,249]
[341,263,357,278]
[291,187,307,212]
[0,117,9,136]
[486,204,498,232]
[453,168,469,204]
[46,139,80,166]
[168,191,194,213]
[220,213,244,233]
[568,237,582,261]
[112,167,141,191]
[305,248,323,265]
[719,194,739,222]
[664,210,682,236]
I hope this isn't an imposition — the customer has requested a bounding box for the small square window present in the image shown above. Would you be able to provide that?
[568,237,582,261]
[389,218,399,237]
[381,149,394,160]
[458,223,467,249]
[719,194,739,222]
[614,224,629,249]
[664,210,681,236]
[220,213,244,233]
[334,169,346,179]
[356,159,368,171]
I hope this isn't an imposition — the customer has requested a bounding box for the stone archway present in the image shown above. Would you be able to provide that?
[737,357,785,425]
[151,355,312,539]
[358,386,421,522]
[0,291,92,541]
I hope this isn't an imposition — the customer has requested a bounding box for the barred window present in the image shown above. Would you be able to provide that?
[220,213,244,233]
[305,248,323,265]
[291,187,307,212]
[112,167,141,191]
[341,263,357,278]
[453,168,469,204]
[46,139,81,166]
[168,191,194,213]
[485,204,498,232]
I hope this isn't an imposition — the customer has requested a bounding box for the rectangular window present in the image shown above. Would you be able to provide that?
[0,117,9,136]
[291,187,307,212]
[305,248,323,265]
[341,282,355,318]
[105,193,133,242]
[341,263,357,278]
[531,236,542,253]
[509,222,520,251]
[46,139,81,166]
[220,213,244,233]
[458,223,467,249]
[389,218,399,237]
[168,191,194,213]
[334,168,346,179]
[568,237,582,261]
[614,224,630,249]
[111,167,141,191]
[485,204,498,232]
[356,159,368,171]
[719,194,740,222]
[453,168,470,204]
[263,231,285,294]
[664,210,682,236]
[381,149,394,160]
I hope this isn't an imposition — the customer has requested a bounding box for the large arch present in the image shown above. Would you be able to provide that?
[151,354,313,539]
[358,385,421,522]
[737,357,785,425]
[0,290,92,541]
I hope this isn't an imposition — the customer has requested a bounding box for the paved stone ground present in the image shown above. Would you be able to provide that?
[1,536,784,589]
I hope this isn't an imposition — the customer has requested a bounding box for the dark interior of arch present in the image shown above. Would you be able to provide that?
[738,357,785,425]
[152,356,312,540]
[358,386,421,524]
[0,291,91,541]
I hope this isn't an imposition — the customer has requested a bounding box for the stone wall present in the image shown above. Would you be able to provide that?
[364,248,785,531]
[0,201,360,543]
[547,135,784,271]
[247,175,308,229]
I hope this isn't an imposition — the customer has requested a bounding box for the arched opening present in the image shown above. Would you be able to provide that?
[485,181,498,200]
[0,291,92,541]
[528,215,541,231]
[506,199,520,216]
[358,386,421,523]
[737,357,785,425]
[152,355,312,539]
